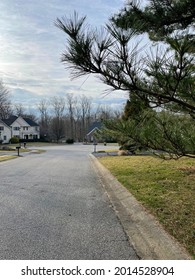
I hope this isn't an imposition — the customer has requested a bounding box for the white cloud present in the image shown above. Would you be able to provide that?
[0,0,128,111]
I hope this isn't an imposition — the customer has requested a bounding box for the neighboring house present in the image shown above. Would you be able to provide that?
[0,115,40,144]
[0,120,11,144]
[86,121,102,142]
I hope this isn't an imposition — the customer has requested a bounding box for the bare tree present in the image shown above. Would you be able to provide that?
[95,104,114,120]
[79,95,92,141]
[65,93,77,140]
[14,103,26,117]
[74,101,82,141]
[37,99,51,140]
[13,103,37,122]
[50,96,65,142]
[0,80,12,119]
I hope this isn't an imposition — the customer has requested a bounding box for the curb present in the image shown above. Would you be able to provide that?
[89,154,192,260]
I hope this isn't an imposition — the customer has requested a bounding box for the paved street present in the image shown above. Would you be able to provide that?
[0,144,138,259]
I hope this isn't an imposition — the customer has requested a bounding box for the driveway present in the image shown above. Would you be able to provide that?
[0,144,139,259]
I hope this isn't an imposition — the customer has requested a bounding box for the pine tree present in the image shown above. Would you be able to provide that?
[55,1,195,157]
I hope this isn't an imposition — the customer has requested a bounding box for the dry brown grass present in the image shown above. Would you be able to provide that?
[99,155,195,258]
[0,155,17,162]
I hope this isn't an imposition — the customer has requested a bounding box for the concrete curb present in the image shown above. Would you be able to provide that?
[89,154,192,260]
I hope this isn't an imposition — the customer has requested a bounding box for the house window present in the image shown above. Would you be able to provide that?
[23,126,29,130]
[13,127,20,131]
[4,136,6,140]
[0,126,4,131]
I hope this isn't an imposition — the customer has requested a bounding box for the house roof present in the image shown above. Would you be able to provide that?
[23,118,39,127]
[2,115,18,126]
[87,121,102,135]
[0,119,11,129]
[2,115,39,127]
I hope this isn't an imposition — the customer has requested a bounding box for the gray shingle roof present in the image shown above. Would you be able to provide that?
[23,118,39,127]
[1,115,39,127]
[2,115,18,126]
[87,121,102,135]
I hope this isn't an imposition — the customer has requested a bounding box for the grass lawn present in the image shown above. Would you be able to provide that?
[98,155,195,258]
[0,155,17,162]
[0,145,46,156]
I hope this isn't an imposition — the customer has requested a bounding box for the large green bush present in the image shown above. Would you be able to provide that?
[10,136,19,144]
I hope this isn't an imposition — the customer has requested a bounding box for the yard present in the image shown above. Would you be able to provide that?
[0,155,17,162]
[98,155,195,258]
[0,143,45,160]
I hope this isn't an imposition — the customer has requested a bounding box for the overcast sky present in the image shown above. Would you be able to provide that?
[0,0,136,112]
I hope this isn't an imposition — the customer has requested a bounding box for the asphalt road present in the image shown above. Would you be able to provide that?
[0,144,139,260]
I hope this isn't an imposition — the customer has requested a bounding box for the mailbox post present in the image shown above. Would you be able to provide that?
[93,140,97,153]
[16,146,21,156]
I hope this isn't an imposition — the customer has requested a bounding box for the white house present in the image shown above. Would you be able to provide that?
[0,115,40,144]
[0,120,12,144]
